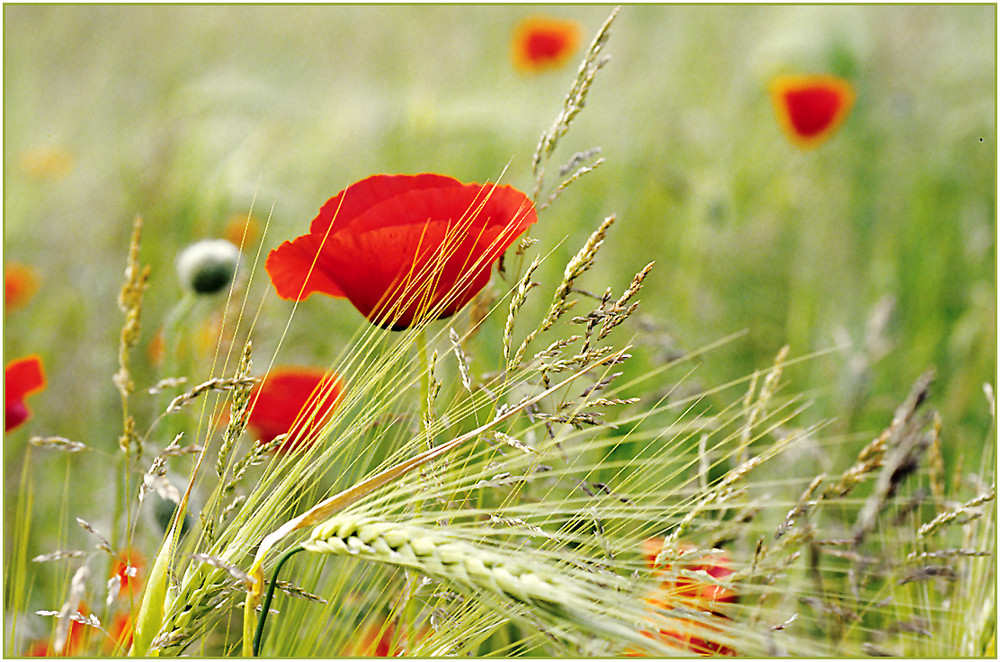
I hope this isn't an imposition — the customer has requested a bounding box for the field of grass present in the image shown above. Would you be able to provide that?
[3,5,995,658]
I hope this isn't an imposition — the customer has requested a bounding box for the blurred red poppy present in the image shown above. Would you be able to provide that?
[105,611,134,654]
[5,263,40,311]
[511,16,583,73]
[111,549,145,599]
[245,366,344,452]
[770,74,855,150]
[626,538,737,657]
[25,602,90,657]
[342,616,431,657]
[24,640,54,657]
[266,174,536,330]
[5,354,47,432]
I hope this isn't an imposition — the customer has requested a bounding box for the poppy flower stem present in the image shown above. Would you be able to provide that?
[252,544,304,656]
[156,292,197,441]
[162,292,196,372]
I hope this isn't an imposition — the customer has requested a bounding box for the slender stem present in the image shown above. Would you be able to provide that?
[405,328,432,646]
[252,545,305,657]
[158,292,196,413]
[241,595,255,657]
[417,327,430,443]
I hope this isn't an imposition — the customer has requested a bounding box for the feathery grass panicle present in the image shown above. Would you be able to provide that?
[32,550,87,563]
[75,518,112,555]
[511,215,616,371]
[115,215,152,456]
[918,486,996,539]
[927,413,946,511]
[138,433,191,506]
[165,375,259,414]
[539,156,605,211]
[543,214,616,332]
[28,436,87,453]
[852,377,938,543]
[224,435,285,493]
[737,345,789,464]
[503,256,541,367]
[532,7,619,201]
[449,328,473,394]
[148,377,189,394]
[53,566,89,655]
[217,340,255,479]
[823,371,935,501]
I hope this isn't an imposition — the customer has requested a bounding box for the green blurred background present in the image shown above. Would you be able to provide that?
[4,3,995,512]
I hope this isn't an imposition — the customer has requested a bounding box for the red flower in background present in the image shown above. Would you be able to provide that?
[626,538,737,657]
[105,612,134,654]
[770,74,855,150]
[25,602,90,657]
[111,549,145,600]
[342,616,431,657]
[511,16,583,73]
[246,366,345,453]
[5,263,40,311]
[266,174,536,330]
[5,355,47,432]
[24,640,54,657]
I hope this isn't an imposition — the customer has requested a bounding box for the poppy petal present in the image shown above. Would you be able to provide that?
[246,367,344,452]
[310,173,463,237]
[5,355,46,432]
[266,174,537,330]
[266,234,346,301]
[632,539,738,656]
[324,183,534,327]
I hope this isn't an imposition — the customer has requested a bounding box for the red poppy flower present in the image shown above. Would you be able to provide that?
[266,174,537,330]
[245,366,345,453]
[105,611,134,654]
[5,263,40,311]
[770,74,855,150]
[25,602,90,657]
[626,538,737,657]
[5,354,47,432]
[342,616,431,657]
[111,549,145,599]
[24,640,54,657]
[640,538,736,607]
[511,16,583,73]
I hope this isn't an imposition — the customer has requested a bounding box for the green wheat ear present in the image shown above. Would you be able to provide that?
[293,512,661,655]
